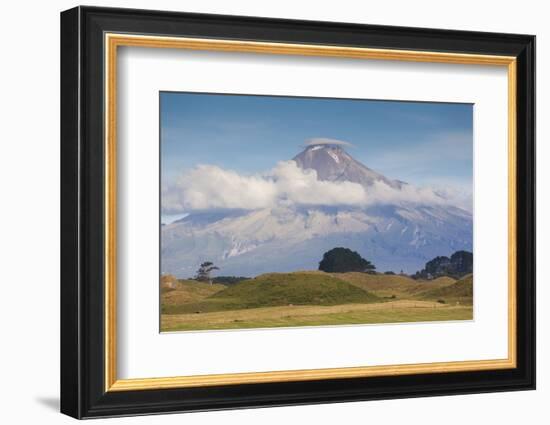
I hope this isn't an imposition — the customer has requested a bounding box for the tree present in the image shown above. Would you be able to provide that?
[412,250,473,280]
[195,261,219,284]
[318,247,376,273]
[450,250,473,275]
[424,256,452,276]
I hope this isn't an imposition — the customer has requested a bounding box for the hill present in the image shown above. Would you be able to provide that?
[161,279,226,307]
[334,272,455,299]
[160,271,474,331]
[419,274,473,305]
[163,272,379,314]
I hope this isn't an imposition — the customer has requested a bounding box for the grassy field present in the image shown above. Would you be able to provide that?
[419,274,473,305]
[333,272,456,298]
[162,273,378,315]
[160,271,473,332]
[161,279,225,306]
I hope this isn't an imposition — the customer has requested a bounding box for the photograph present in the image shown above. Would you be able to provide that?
[160,92,474,332]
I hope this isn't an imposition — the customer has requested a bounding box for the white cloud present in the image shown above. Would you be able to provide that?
[304,138,354,147]
[431,184,473,212]
[162,160,470,214]
[162,164,277,212]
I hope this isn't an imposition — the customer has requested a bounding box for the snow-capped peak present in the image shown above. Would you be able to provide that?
[293,142,403,189]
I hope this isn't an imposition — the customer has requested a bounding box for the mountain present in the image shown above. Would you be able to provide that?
[293,143,404,189]
[161,142,472,277]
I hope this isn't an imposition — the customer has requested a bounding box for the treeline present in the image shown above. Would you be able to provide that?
[315,246,473,281]
[162,247,472,289]
[412,250,472,280]
[212,276,249,285]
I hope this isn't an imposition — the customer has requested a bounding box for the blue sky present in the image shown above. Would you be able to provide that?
[161,91,473,199]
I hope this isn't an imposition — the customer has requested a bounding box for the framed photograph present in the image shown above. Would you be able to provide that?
[60,6,535,419]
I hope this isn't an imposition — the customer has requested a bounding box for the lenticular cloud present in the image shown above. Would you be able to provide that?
[304,137,354,147]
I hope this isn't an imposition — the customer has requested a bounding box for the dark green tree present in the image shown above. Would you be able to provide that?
[318,247,376,273]
[413,250,473,280]
[195,261,219,284]
[424,256,452,276]
[450,250,473,275]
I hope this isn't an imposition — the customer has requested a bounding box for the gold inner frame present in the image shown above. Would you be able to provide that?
[104,33,517,392]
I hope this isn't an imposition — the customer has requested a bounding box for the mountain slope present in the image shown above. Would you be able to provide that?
[161,142,472,277]
[293,143,403,189]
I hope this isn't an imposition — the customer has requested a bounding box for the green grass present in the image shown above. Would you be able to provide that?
[334,272,456,299]
[162,304,473,331]
[161,279,226,310]
[419,274,473,305]
[162,272,379,314]
[160,271,474,331]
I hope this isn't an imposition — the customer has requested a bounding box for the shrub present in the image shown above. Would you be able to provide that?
[212,276,249,285]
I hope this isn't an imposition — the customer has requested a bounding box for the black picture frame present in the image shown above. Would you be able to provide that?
[61,5,535,419]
